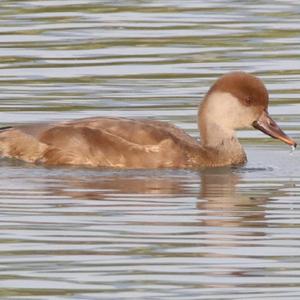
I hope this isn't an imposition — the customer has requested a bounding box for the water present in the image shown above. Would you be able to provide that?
[1,0,300,299]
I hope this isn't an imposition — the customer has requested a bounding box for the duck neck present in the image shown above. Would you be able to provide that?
[200,120,236,147]
[199,120,246,166]
[197,92,247,166]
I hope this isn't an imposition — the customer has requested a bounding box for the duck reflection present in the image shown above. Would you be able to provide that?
[47,167,270,229]
[44,167,290,282]
[197,168,268,228]
[50,170,195,200]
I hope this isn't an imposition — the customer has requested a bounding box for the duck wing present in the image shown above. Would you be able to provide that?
[0,117,199,168]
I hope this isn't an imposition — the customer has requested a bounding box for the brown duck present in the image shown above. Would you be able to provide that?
[0,72,296,168]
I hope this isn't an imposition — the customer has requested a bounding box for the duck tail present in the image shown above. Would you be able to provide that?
[0,126,12,131]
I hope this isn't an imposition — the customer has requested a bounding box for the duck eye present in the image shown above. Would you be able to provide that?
[245,96,252,106]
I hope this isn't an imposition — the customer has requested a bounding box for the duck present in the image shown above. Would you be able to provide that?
[0,71,296,168]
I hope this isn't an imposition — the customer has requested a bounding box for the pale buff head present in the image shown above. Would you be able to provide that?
[198,72,296,147]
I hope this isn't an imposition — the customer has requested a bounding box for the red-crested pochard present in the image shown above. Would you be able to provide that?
[0,72,296,168]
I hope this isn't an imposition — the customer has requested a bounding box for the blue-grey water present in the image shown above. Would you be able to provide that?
[1,1,300,299]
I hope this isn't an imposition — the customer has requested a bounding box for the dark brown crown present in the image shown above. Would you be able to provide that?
[207,71,269,108]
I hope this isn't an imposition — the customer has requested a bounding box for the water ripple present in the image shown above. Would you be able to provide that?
[0,1,300,299]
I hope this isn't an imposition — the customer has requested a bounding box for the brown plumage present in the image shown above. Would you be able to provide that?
[0,72,296,168]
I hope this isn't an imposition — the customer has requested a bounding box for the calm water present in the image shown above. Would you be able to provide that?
[1,0,300,299]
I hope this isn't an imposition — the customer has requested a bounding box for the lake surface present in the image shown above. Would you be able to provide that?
[1,0,300,299]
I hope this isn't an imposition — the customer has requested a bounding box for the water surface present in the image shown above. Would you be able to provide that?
[1,0,300,299]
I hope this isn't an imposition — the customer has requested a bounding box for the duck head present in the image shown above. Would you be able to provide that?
[199,71,296,148]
